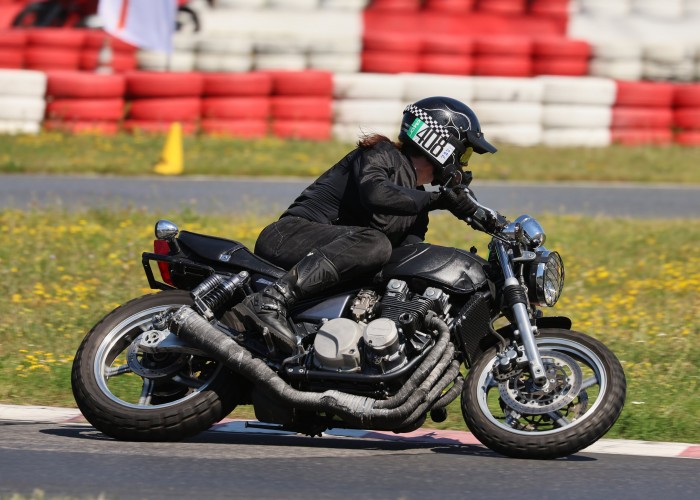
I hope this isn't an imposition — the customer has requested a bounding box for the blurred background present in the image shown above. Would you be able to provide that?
[0,0,698,146]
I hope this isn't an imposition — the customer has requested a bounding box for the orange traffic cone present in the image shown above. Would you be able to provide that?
[154,122,184,176]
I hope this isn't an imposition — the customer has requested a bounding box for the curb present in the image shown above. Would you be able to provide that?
[1,404,698,460]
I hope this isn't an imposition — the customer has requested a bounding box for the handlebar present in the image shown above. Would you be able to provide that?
[465,192,509,235]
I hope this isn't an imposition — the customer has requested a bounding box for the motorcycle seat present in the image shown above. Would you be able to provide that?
[177,230,285,279]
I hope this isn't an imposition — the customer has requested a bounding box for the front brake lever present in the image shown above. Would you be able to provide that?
[465,193,510,237]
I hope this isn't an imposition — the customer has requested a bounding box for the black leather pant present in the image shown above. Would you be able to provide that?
[254,216,393,281]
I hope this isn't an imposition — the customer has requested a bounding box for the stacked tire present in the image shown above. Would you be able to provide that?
[674,84,700,146]
[532,37,590,77]
[25,29,85,71]
[539,76,616,147]
[332,73,405,143]
[421,34,474,76]
[307,32,362,73]
[366,0,421,12]
[196,36,253,73]
[124,72,202,134]
[423,0,475,12]
[200,72,271,138]
[474,37,532,77]
[473,77,544,146]
[589,41,643,81]
[475,0,526,15]
[361,31,421,74]
[136,34,197,72]
[642,42,695,82]
[80,30,137,74]
[44,71,126,134]
[0,69,46,134]
[270,70,333,140]
[0,30,24,69]
[611,80,674,145]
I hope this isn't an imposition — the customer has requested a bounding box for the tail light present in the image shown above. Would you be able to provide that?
[153,240,174,286]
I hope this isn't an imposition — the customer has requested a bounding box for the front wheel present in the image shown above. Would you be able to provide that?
[461,328,626,459]
[71,290,245,441]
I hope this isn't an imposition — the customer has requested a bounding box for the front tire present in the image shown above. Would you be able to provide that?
[462,328,626,459]
[71,291,244,441]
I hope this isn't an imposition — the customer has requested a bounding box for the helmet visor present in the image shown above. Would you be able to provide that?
[466,130,497,154]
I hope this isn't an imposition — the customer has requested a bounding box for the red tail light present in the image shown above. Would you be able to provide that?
[153,240,174,286]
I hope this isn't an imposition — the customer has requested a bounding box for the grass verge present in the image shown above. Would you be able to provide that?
[0,208,698,443]
[1,132,699,184]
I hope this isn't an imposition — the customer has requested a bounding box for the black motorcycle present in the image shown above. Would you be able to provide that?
[71,200,626,459]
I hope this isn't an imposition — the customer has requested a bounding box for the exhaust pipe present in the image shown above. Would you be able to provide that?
[167,306,458,428]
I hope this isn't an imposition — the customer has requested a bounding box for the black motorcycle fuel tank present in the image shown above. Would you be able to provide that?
[378,243,490,294]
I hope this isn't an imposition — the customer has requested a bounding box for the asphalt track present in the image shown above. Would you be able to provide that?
[0,405,698,499]
[1,174,699,218]
[1,175,699,497]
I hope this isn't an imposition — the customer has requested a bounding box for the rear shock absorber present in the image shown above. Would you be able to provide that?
[191,271,249,320]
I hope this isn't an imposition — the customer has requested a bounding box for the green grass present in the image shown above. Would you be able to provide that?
[0,208,698,443]
[1,132,699,183]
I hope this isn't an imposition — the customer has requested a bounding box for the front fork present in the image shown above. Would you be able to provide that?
[494,242,547,384]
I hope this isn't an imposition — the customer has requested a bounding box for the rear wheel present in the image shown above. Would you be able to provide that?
[462,328,626,459]
[71,291,245,441]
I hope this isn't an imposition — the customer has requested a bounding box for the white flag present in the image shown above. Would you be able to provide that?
[98,0,177,53]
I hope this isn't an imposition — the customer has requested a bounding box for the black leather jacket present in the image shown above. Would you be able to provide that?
[283,140,433,246]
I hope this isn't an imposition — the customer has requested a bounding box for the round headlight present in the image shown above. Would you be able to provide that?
[528,250,565,307]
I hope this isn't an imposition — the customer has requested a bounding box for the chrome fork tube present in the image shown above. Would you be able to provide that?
[495,242,547,384]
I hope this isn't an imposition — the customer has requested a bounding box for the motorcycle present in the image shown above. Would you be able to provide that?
[71,197,626,460]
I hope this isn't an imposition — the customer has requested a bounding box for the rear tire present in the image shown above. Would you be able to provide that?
[71,291,245,441]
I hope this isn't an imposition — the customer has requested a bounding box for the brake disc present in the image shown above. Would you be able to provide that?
[498,350,583,415]
[126,333,189,379]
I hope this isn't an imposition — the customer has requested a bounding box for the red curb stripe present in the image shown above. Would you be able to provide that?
[680,445,700,459]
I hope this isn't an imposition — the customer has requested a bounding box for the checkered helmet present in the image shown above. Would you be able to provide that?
[399,96,497,182]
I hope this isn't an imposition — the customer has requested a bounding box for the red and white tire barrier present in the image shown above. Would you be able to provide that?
[200,72,272,138]
[0,29,24,69]
[80,30,137,74]
[24,28,85,72]
[124,71,203,134]
[611,81,674,145]
[44,71,126,135]
[270,70,334,141]
[674,84,700,146]
[332,72,405,143]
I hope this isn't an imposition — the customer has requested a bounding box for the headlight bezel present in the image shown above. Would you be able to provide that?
[528,249,565,307]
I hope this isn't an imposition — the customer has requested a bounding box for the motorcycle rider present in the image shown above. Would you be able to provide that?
[234,96,498,354]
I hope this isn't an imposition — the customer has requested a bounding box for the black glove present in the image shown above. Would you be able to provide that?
[481,212,509,233]
[429,185,478,220]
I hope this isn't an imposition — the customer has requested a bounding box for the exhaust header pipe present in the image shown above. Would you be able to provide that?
[168,305,457,428]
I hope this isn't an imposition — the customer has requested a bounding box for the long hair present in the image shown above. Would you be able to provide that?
[357,133,402,150]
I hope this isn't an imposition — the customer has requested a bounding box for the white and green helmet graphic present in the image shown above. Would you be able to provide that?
[406,116,456,165]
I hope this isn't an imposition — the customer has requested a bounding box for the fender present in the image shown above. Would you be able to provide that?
[495,315,573,339]
[535,315,573,331]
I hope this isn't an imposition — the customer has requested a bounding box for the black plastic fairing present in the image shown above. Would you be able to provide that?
[378,243,489,294]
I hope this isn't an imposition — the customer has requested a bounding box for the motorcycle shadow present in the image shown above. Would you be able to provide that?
[41,425,596,462]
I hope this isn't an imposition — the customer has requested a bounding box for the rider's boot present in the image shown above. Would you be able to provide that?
[233,249,340,354]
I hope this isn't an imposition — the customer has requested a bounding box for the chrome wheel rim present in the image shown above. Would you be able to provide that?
[475,337,607,436]
[93,304,221,410]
